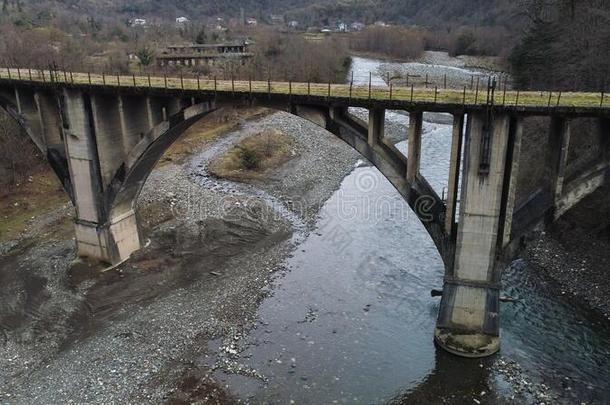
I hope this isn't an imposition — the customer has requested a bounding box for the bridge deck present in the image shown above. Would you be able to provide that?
[1,68,608,115]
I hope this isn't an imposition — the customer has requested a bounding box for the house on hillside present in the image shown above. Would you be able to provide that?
[176,16,190,27]
[338,22,347,32]
[131,18,147,27]
[351,22,365,31]
[288,20,299,29]
[246,17,258,26]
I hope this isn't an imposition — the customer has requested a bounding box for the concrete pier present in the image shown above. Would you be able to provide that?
[435,112,512,357]
[445,114,464,236]
[368,108,385,146]
[549,117,572,207]
[407,111,423,182]
[61,90,141,263]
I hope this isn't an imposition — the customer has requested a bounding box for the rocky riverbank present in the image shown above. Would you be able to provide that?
[523,182,610,320]
[0,109,358,403]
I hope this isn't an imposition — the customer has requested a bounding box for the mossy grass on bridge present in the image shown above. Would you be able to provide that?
[0,67,607,110]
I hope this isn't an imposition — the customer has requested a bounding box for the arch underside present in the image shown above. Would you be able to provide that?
[108,103,215,219]
[0,91,73,201]
[510,161,610,244]
[107,98,453,267]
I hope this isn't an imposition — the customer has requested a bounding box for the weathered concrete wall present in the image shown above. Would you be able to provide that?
[14,89,44,151]
[407,111,423,183]
[119,95,152,155]
[445,114,464,237]
[368,108,385,147]
[63,90,103,224]
[35,91,63,146]
[147,97,166,127]
[110,101,214,223]
[62,90,113,261]
[502,117,523,247]
[91,94,126,190]
[436,112,512,357]
[566,117,604,179]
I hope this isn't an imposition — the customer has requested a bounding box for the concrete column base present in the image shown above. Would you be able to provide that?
[434,328,500,358]
[74,210,141,265]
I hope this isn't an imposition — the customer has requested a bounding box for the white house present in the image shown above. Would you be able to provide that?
[131,18,147,27]
[351,22,365,31]
[176,16,190,26]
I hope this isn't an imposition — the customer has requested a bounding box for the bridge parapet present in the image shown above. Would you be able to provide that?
[1,67,610,116]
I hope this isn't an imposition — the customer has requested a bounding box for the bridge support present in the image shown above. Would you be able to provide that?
[445,114,465,236]
[62,89,142,264]
[407,111,423,182]
[436,112,517,358]
[549,117,571,209]
[368,108,385,146]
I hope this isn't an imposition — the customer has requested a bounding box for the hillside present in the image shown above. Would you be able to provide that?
[285,0,521,28]
[11,0,520,27]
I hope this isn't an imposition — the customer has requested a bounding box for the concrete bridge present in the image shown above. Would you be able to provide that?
[1,68,609,358]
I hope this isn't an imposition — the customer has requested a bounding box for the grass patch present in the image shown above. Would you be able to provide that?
[0,169,69,242]
[160,107,271,165]
[208,129,296,181]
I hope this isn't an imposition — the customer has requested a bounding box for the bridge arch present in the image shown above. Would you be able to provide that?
[102,98,450,269]
[1,74,609,358]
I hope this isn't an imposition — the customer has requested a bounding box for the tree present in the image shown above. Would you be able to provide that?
[511,0,610,91]
[136,46,155,67]
[0,110,40,190]
[195,27,206,44]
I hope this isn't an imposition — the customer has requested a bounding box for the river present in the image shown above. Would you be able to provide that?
[213,54,610,403]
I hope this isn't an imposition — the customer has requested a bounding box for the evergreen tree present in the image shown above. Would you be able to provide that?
[195,27,206,44]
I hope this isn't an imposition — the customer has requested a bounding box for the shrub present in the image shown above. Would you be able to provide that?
[208,130,295,181]
[237,146,260,170]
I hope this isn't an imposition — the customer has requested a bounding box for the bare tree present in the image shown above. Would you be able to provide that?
[0,111,40,191]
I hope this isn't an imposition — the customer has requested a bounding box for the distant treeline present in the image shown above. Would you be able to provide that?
[348,25,515,61]
[350,26,425,60]
[236,29,351,83]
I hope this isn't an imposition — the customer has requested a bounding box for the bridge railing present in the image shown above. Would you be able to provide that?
[0,67,607,109]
